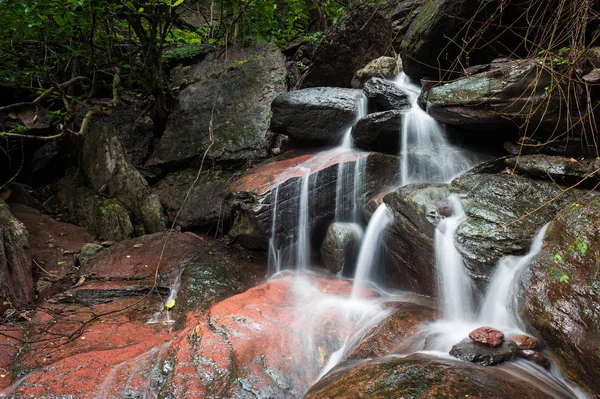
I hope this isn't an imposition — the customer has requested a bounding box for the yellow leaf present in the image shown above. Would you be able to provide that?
[318,346,326,367]
[165,298,176,310]
[172,0,184,6]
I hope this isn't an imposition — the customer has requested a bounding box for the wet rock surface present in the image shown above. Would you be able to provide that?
[383,183,450,294]
[154,167,237,231]
[271,87,364,144]
[363,77,410,112]
[321,222,362,274]
[302,3,393,88]
[450,338,517,366]
[148,41,287,168]
[449,173,585,285]
[351,110,404,153]
[225,150,400,252]
[468,326,504,347]
[344,302,436,360]
[522,197,600,394]
[305,353,559,399]
[509,334,538,350]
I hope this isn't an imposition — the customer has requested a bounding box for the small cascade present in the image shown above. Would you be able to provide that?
[296,167,311,270]
[434,195,473,322]
[334,157,367,223]
[147,271,182,326]
[350,204,393,299]
[268,185,282,274]
[340,93,368,149]
[478,223,550,330]
[394,73,472,186]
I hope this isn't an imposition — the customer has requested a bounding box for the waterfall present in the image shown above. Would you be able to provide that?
[296,167,311,270]
[478,223,550,330]
[434,195,473,322]
[350,204,393,299]
[394,73,472,186]
[340,93,368,149]
[268,185,282,274]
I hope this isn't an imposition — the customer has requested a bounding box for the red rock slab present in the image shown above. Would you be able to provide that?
[508,334,538,350]
[167,273,372,398]
[469,326,504,347]
[10,203,94,284]
[225,148,371,196]
[19,294,168,372]
[80,231,202,279]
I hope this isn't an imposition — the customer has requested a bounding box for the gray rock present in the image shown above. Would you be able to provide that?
[351,110,404,153]
[0,200,34,307]
[82,123,165,235]
[449,338,517,366]
[271,87,364,144]
[351,57,399,88]
[78,243,104,266]
[321,222,362,274]
[363,77,410,111]
[450,173,585,285]
[427,59,583,139]
[383,183,450,294]
[148,41,287,167]
[153,168,236,231]
[302,3,393,88]
[55,179,134,242]
[227,214,268,250]
[505,154,599,187]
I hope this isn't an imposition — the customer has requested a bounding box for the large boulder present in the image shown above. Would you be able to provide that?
[302,3,393,88]
[0,200,34,308]
[153,167,236,231]
[270,87,364,145]
[147,41,287,168]
[427,59,584,139]
[449,338,517,366]
[363,77,410,112]
[449,173,586,286]
[82,123,165,235]
[521,198,600,394]
[305,354,567,398]
[351,110,404,153]
[225,150,401,255]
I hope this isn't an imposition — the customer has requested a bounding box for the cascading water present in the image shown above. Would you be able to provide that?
[434,195,473,322]
[268,185,282,274]
[296,167,311,270]
[394,73,473,186]
[340,93,368,149]
[350,204,393,299]
[478,223,550,330]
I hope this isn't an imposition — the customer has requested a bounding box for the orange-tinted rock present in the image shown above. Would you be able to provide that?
[518,350,552,370]
[345,303,436,360]
[469,326,504,347]
[509,334,538,350]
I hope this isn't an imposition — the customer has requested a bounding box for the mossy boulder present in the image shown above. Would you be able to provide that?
[82,123,165,235]
[305,354,562,398]
[351,56,399,88]
[521,198,600,395]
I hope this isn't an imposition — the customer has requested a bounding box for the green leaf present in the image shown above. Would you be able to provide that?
[172,0,184,6]
[138,7,144,12]
[165,298,175,310]
[553,253,563,263]
[559,274,570,284]
[577,241,588,255]
[57,261,65,265]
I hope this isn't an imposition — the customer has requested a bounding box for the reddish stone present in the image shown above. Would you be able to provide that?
[508,334,538,350]
[468,326,504,347]
[518,350,552,370]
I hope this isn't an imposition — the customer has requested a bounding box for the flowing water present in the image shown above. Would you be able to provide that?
[394,73,473,186]
[295,167,311,270]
